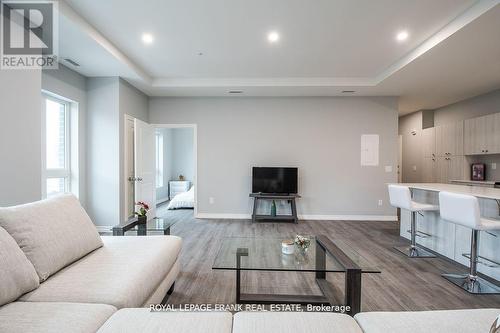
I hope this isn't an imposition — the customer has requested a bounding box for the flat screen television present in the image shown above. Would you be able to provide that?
[252,167,298,194]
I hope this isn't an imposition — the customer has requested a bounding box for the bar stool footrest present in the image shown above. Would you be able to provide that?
[406,229,432,238]
[461,253,500,268]
[394,245,436,258]
[442,273,500,294]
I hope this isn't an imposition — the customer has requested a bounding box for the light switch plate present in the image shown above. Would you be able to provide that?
[385,166,393,173]
[209,197,215,204]
[413,165,417,171]
[492,163,497,170]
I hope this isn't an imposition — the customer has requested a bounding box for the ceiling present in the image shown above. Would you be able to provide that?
[56,0,500,114]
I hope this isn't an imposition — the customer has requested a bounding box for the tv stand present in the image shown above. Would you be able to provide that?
[249,193,301,223]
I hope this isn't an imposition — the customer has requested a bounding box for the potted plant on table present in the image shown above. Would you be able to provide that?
[135,201,150,224]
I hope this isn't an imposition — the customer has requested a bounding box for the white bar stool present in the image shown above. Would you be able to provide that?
[388,185,438,258]
[439,191,500,294]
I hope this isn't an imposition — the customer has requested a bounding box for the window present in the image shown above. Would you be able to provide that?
[156,132,164,188]
[43,95,71,198]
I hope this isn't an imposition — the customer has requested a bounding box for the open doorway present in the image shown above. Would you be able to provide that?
[154,124,197,219]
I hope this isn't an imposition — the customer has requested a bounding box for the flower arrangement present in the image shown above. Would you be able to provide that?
[294,235,311,252]
[135,201,150,217]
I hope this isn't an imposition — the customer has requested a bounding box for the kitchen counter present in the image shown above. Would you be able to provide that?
[451,180,499,188]
[394,183,500,201]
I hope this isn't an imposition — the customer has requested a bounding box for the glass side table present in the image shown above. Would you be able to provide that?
[112,217,176,236]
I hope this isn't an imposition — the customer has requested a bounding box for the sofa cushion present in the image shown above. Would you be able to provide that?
[233,311,363,333]
[98,310,232,333]
[354,308,500,333]
[0,227,39,306]
[20,235,182,309]
[0,194,103,281]
[0,302,116,333]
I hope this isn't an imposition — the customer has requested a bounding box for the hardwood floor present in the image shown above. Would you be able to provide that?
[159,210,500,311]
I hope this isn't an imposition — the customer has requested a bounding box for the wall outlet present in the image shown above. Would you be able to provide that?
[492,163,497,170]
[378,199,383,206]
[209,197,215,204]
[385,166,393,173]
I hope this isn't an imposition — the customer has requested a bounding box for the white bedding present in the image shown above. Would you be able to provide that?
[167,186,195,209]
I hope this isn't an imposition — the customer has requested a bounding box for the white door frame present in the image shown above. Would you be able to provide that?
[398,134,403,183]
[123,114,135,220]
[152,124,198,217]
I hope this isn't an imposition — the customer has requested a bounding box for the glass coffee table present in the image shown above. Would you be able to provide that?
[112,217,177,236]
[212,236,380,315]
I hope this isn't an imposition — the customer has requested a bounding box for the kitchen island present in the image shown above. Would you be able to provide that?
[395,183,500,281]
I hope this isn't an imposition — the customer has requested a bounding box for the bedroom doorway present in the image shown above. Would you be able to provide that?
[153,124,197,218]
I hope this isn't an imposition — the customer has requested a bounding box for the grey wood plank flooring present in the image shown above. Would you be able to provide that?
[158,209,500,311]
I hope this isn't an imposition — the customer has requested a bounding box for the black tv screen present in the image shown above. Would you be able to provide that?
[252,167,298,194]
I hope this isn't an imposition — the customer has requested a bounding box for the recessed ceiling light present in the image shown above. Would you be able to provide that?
[228,90,243,94]
[396,30,409,42]
[142,33,154,44]
[342,90,356,93]
[267,31,280,43]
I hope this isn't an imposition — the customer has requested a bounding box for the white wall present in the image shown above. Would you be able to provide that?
[42,64,87,207]
[0,70,42,206]
[150,97,398,219]
[86,78,120,226]
[171,128,195,182]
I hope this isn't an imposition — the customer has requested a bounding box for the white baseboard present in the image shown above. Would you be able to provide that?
[96,225,114,233]
[196,213,251,219]
[196,213,398,222]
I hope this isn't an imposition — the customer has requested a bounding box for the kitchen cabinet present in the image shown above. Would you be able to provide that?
[437,156,466,183]
[422,127,436,158]
[464,113,500,155]
[435,121,463,157]
[422,157,437,182]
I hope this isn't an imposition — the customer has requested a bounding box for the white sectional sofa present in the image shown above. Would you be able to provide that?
[0,195,497,332]
[0,194,183,332]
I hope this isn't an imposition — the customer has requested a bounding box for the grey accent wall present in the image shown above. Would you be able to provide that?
[398,111,423,182]
[42,64,87,207]
[150,97,398,218]
[433,89,500,126]
[0,70,42,206]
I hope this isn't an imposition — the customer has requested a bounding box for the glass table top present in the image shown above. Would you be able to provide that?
[212,236,379,273]
[117,217,176,231]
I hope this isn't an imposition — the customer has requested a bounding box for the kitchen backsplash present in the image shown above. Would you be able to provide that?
[465,154,500,181]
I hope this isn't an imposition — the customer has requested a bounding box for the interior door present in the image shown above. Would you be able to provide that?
[134,119,156,220]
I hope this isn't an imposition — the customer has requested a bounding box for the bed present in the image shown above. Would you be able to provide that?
[167,186,195,209]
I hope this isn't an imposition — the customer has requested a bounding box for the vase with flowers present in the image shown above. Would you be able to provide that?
[135,201,150,224]
[294,234,311,254]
